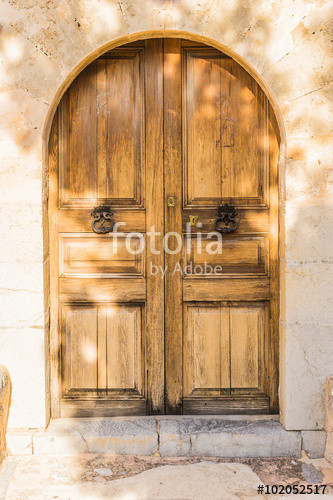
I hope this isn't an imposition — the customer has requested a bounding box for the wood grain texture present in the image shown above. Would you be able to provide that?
[182,209,269,233]
[59,49,145,207]
[61,303,144,411]
[106,305,142,391]
[104,49,144,204]
[60,396,146,417]
[220,58,268,203]
[62,305,98,391]
[59,278,146,302]
[183,277,270,301]
[51,44,149,417]
[183,394,270,415]
[185,235,268,275]
[183,305,230,397]
[144,39,165,414]
[182,47,269,208]
[96,58,107,199]
[58,209,145,233]
[183,48,222,206]
[60,63,98,205]
[164,39,183,414]
[97,306,107,393]
[230,304,262,389]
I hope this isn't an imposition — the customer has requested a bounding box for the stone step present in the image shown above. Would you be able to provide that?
[12,415,302,458]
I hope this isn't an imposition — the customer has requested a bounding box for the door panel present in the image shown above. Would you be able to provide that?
[219,59,268,203]
[185,234,268,275]
[183,304,230,397]
[60,234,145,277]
[176,41,277,414]
[105,305,143,392]
[62,305,98,392]
[59,65,97,206]
[59,277,146,302]
[102,50,144,203]
[61,303,145,415]
[183,277,270,302]
[51,41,153,417]
[182,209,270,233]
[229,304,263,390]
[183,49,222,205]
[183,302,270,414]
[183,47,269,207]
[59,48,145,207]
[49,38,279,418]
[58,209,146,233]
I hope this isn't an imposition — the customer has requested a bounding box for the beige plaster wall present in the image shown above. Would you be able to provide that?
[0,0,331,430]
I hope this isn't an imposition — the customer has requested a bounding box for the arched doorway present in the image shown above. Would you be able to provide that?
[48,37,280,418]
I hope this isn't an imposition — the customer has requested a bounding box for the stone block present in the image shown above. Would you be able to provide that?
[0,330,46,429]
[285,202,333,261]
[283,84,332,138]
[283,324,333,430]
[118,0,210,33]
[262,32,331,103]
[33,417,158,456]
[6,431,34,455]
[159,419,191,457]
[33,422,88,454]
[285,263,333,326]
[72,418,158,455]
[159,417,301,458]
[0,206,43,265]
[301,430,327,458]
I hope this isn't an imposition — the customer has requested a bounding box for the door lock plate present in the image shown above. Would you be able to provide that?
[167,196,175,207]
[189,215,199,227]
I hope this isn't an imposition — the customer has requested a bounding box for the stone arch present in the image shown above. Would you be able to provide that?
[43,31,286,146]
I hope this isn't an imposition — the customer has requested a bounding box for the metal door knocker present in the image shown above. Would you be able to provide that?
[214,203,238,234]
[91,204,115,233]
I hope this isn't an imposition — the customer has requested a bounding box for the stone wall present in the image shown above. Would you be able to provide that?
[0,0,332,430]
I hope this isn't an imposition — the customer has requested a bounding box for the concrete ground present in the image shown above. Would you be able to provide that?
[0,453,333,499]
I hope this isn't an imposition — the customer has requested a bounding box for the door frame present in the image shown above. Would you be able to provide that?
[44,30,285,422]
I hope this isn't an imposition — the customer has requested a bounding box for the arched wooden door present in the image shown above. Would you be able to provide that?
[49,38,280,418]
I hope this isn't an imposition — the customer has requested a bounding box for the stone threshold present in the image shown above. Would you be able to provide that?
[6,415,304,458]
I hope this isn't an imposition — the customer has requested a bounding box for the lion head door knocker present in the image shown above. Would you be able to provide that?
[214,203,238,234]
[91,204,115,234]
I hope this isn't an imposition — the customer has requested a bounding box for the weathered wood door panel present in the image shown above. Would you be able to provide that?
[50,40,160,417]
[49,38,279,418]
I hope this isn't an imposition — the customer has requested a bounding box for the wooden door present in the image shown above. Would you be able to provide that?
[164,40,280,415]
[49,38,279,418]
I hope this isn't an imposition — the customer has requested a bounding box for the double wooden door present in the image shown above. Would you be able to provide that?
[49,38,279,418]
